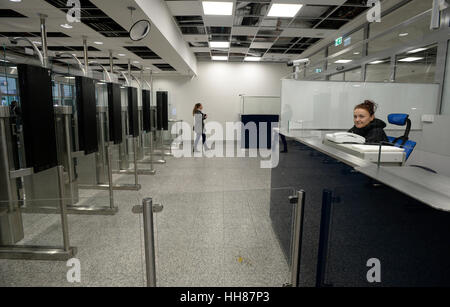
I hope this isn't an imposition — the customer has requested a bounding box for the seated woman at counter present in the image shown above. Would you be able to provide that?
[348,100,388,144]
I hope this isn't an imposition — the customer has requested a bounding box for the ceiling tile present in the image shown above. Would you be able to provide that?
[166,1,202,16]
[203,16,234,27]
[250,42,273,49]
[183,34,209,42]
[230,47,249,53]
[231,26,258,36]
[280,28,337,38]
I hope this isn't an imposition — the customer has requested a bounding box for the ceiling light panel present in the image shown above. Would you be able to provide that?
[202,1,233,16]
[209,41,230,48]
[212,56,228,61]
[267,4,303,18]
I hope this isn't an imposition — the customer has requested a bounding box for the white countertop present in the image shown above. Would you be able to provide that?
[277,128,450,212]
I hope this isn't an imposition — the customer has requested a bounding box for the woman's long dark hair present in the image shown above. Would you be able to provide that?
[193,103,202,116]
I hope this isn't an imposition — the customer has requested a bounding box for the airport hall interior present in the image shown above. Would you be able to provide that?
[0,0,450,288]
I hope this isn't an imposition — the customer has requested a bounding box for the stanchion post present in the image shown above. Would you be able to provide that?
[142,198,157,287]
[57,165,70,252]
[106,145,115,209]
[290,190,305,287]
[134,137,139,186]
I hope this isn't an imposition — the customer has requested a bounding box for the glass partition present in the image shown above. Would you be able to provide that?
[305,49,327,80]
[327,28,364,71]
[95,82,108,107]
[52,75,76,106]
[368,0,434,55]
[365,57,392,82]
[344,67,362,82]
[152,185,293,286]
[394,44,438,83]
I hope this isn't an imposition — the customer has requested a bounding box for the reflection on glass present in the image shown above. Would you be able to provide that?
[368,0,433,55]
[365,58,391,82]
[395,44,437,83]
[305,49,326,80]
[327,28,364,72]
[95,82,108,107]
[52,76,76,106]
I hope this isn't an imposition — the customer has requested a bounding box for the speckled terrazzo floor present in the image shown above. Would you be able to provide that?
[0,143,290,287]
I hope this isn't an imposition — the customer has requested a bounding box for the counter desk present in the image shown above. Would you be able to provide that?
[270,129,450,287]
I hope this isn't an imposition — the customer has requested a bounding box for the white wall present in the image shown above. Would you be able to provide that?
[151,62,290,139]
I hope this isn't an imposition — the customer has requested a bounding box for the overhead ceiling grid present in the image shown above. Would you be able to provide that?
[167,0,369,63]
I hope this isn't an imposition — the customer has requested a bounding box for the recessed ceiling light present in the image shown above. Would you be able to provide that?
[399,57,423,62]
[9,0,22,2]
[202,1,233,16]
[209,41,230,48]
[267,4,303,18]
[61,23,73,29]
[65,76,75,79]
[353,52,360,55]
[407,48,427,54]
[212,56,228,61]
[399,33,409,37]
[33,41,42,45]
[334,59,353,64]
[369,60,384,64]
[133,61,140,64]
[244,56,261,62]
[94,41,103,45]
[118,54,126,57]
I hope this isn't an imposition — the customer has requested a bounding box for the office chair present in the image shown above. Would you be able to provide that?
[387,113,417,161]
[385,114,437,174]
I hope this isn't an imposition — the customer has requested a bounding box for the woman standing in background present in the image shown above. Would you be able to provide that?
[193,103,208,152]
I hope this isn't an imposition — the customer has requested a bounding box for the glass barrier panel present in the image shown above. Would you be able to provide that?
[0,194,145,287]
[146,166,293,286]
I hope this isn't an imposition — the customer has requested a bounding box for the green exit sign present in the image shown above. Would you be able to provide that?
[335,37,343,46]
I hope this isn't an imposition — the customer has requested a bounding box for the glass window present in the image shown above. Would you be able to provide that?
[0,76,19,105]
[327,28,364,72]
[368,0,434,55]
[365,58,391,82]
[441,41,450,115]
[305,49,326,80]
[395,44,437,83]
